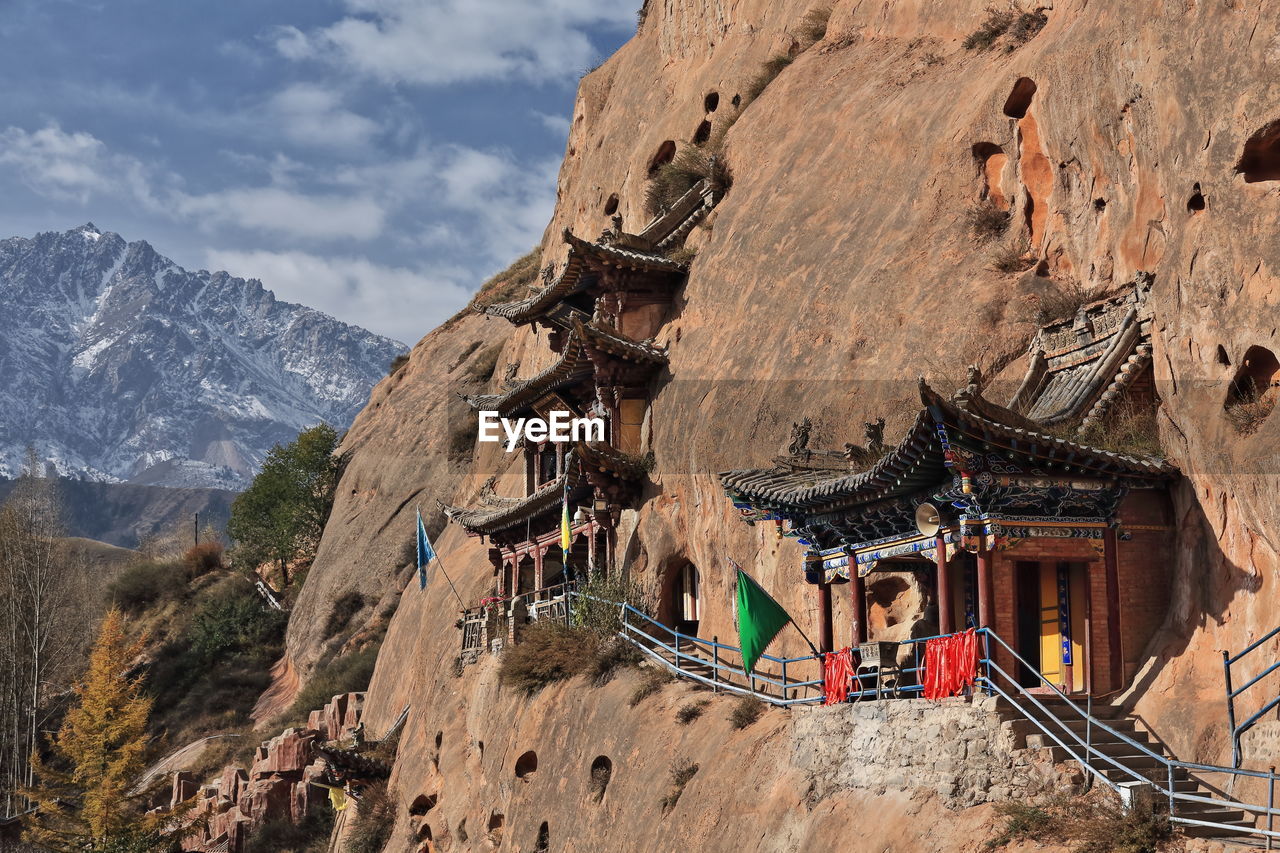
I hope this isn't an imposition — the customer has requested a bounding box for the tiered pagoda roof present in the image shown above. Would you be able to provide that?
[721,379,1174,521]
[443,442,650,537]
[1008,275,1154,430]
[480,228,687,328]
[459,319,665,417]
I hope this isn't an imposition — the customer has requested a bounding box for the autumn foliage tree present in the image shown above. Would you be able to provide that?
[24,609,175,851]
[226,424,342,587]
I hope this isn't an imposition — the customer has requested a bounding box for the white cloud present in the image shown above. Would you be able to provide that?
[0,123,160,207]
[274,0,635,86]
[205,248,473,343]
[174,186,387,241]
[266,83,381,150]
[533,110,571,137]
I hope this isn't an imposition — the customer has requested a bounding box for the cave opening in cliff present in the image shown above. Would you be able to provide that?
[1224,345,1279,434]
[704,91,719,112]
[410,793,438,816]
[1236,120,1280,183]
[693,120,712,144]
[457,819,468,843]
[515,750,538,780]
[535,822,550,852]
[971,142,1008,207]
[1003,77,1037,118]
[1217,345,1231,366]
[603,193,619,215]
[1187,182,1205,212]
[648,140,676,175]
[487,812,504,842]
[589,755,613,802]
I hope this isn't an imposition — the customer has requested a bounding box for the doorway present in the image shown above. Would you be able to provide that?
[673,563,700,635]
[1015,560,1088,692]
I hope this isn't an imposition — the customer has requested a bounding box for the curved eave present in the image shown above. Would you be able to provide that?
[562,229,688,273]
[720,382,1174,521]
[442,454,588,535]
[577,440,648,480]
[572,317,668,365]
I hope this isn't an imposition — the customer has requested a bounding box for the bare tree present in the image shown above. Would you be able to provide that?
[0,451,89,818]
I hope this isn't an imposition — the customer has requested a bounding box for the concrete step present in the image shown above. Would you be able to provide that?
[1022,699,1129,720]
[1024,731,1153,752]
[1179,816,1261,840]
[1100,765,1187,783]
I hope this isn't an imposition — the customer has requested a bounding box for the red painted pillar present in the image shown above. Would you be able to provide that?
[935,533,954,635]
[977,548,995,629]
[1104,527,1123,691]
[817,583,834,653]
[534,546,545,593]
[850,570,867,646]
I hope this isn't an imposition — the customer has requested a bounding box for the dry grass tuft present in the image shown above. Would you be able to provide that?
[660,756,699,813]
[985,791,1178,852]
[729,695,765,729]
[964,6,1047,51]
[645,145,731,216]
[675,700,710,725]
[988,238,1035,273]
[628,667,675,706]
[967,200,1011,241]
[1034,280,1092,324]
[1224,376,1277,436]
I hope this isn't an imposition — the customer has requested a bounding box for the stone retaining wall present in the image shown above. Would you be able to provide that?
[792,696,1080,808]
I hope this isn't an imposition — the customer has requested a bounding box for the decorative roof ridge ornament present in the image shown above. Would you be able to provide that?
[950,366,1043,432]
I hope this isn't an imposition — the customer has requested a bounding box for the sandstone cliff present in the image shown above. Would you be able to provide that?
[284,0,1280,848]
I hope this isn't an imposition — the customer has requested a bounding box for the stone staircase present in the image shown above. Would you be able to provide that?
[1003,697,1261,843]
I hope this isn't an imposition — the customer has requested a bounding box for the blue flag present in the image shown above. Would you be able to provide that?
[416,508,436,590]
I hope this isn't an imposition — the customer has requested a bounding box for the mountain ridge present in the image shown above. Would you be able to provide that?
[0,223,406,489]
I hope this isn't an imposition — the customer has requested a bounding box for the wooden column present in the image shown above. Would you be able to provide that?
[977,548,995,629]
[817,583,834,654]
[1103,527,1123,691]
[534,546,545,593]
[935,533,954,635]
[510,554,520,596]
[850,570,867,646]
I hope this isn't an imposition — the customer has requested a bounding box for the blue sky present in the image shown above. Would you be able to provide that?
[0,0,639,343]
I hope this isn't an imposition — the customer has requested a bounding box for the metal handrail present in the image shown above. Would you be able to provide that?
[977,627,1280,844]
[567,591,824,706]
[1224,626,1280,769]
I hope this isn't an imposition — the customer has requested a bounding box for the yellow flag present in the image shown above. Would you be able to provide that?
[327,785,347,812]
[560,484,572,556]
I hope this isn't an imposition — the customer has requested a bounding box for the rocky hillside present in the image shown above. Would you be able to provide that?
[0,224,406,490]
[274,0,1280,849]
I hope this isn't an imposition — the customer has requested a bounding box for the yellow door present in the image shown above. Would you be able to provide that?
[1037,563,1064,686]
[1032,562,1088,692]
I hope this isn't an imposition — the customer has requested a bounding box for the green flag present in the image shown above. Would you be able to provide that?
[734,562,792,676]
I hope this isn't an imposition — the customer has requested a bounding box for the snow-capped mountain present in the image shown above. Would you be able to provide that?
[0,224,407,490]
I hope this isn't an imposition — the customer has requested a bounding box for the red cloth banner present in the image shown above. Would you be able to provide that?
[922,628,978,700]
[822,647,854,705]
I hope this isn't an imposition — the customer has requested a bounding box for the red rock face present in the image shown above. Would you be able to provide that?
[279,0,1280,848]
[180,693,365,852]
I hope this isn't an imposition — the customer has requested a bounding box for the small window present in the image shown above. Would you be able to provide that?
[539,449,557,486]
